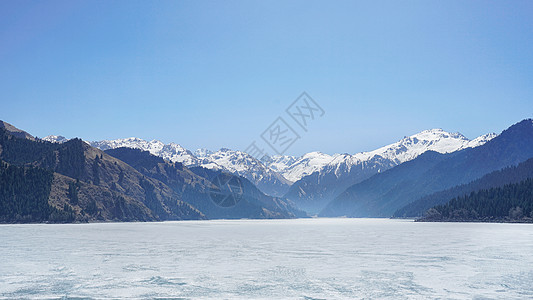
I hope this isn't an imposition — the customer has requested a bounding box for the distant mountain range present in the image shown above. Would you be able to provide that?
[321,119,533,218]
[44,128,496,213]
[103,147,305,220]
[284,129,497,213]
[87,139,293,197]
[20,118,533,223]
[1,121,304,223]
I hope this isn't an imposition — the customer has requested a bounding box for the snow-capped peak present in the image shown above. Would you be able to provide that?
[42,135,69,143]
[88,138,200,165]
[90,137,164,153]
[267,155,298,173]
[464,133,498,148]
[159,143,199,166]
[277,129,497,182]
[276,151,334,182]
[88,138,291,196]
[350,128,472,164]
[197,148,291,196]
[86,127,497,196]
[194,148,213,158]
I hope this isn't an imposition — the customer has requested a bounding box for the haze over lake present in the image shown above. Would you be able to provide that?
[1,218,532,299]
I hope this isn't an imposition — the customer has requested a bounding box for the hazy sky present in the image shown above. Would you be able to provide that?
[1,0,532,155]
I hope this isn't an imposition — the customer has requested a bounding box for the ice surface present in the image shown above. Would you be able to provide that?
[1,219,532,299]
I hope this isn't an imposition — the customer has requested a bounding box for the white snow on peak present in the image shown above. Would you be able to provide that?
[90,137,163,153]
[89,138,290,196]
[268,155,298,173]
[206,149,258,173]
[197,148,291,196]
[194,148,213,158]
[89,138,198,165]
[159,143,199,166]
[42,135,68,143]
[275,129,498,182]
[351,128,471,164]
[275,152,334,182]
[88,127,497,189]
[464,133,498,148]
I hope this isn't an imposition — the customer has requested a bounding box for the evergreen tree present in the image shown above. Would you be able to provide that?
[68,181,80,205]
[0,161,54,222]
[421,178,533,222]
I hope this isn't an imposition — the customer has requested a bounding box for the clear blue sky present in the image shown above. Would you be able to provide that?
[1,0,532,156]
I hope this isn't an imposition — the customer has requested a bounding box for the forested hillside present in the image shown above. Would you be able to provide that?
[395,157,533,217]
[322,119,533,218]
[419,178,533,222]
[0,121,304,223]
[0,161,54,222]
[105,147,306,219]
[0,123,205,223]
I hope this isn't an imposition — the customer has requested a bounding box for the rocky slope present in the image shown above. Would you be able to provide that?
[105,147,305,219]
[2,121,305,222]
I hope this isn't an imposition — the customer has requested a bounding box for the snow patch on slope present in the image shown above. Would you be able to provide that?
[275,152,334,182]
[42,135,68,143]
[282,129,498,181]
[86,127,497,191]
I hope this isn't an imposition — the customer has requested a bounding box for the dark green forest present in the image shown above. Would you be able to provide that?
[0,161,53,222]
[0,160,79,223]
[420,178,533,222]
[0,128,86,179]
[396,157,533,218]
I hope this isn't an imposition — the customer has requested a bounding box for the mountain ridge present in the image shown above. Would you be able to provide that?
[1,121,303,222]
[42,128,495,204]
[394,156,533,218]
[321,119,533,218]
[284,129,496,213]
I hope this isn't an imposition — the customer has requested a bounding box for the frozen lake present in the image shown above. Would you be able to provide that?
[1,218,532,299]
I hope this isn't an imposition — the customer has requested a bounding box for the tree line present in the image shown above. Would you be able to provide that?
[421,178,533,222]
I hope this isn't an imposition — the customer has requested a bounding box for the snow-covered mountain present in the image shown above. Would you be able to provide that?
[465,133,498,148]
[86,138,290,197]
[88,138,201,166]
[283,129,497,213]
[270,152,333,182]
[261,130,497,184]
[266,155,297,175]
[42,135,68,143]
[347,129,497,165]
[45,128,496,207]
[89,137,163,155]
[194,148,213,158]
[201,148,291,196]
[159,143,201,166]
